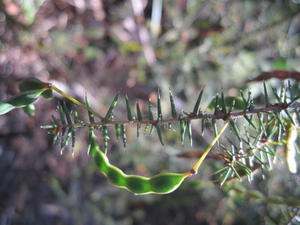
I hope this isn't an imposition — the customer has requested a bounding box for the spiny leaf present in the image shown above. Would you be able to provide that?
[257,114,267,136]
[246,90,255,111]
[273,112,284,128]
[179,118,187,145]
[104,94,119,121]
[220,92,227,114]
[61,102,72,125]
[263,82,269,106]
[147,100,154,134]
[57,103,66,125]
[121,124,127,148]
[136,103,142,138]
[271,86,281,103]
[220,168,232,186]
[287,80,294,100]
[157,89,162,121]
[231,166,241,179]
[212,119,218,137]
[280,86,287,103]
[169,89,177,118]
[61,102,76,150]
[85,96,95,123]
[192,89,204,115]
[136,102,143,121]
[49,115,60,145]
[213,93,219,115]
[187,121,193,146]
[284,110,295,125]
[155,126,164,145]
[60,127,71,151]
[125,95,133,121]
[243,115,256,129]
[201,118,209,135]
[102,125,109,154]
[115,124,121,140]
[148,99,154,121]
[230,119,241,141]
[86,97,94,155]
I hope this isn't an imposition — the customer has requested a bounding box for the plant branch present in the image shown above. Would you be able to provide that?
[43,101,300,129]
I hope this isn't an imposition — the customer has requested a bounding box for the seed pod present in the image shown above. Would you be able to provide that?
[88,121,229,195]
[169,89,177,118]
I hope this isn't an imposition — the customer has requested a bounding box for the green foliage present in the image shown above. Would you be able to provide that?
[1,77,300,197]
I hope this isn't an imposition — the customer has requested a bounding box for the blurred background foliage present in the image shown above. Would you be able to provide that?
[0,0,300,224]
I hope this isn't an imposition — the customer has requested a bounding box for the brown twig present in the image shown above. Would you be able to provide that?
[43,102,300,129]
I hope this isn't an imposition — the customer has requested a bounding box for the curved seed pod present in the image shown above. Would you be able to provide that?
[126,176,152,194]
[149,173,186,194]
[89,121,229,195]
[89,132,188,194]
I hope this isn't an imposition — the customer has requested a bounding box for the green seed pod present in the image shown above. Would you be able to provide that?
[106,165,127,186]
[126,176,151,194]
[149,173,186,194]
[89,121,229,195]
[89,132,188,194]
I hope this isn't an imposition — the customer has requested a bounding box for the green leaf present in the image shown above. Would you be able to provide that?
[115,124,121,140]
[102,125,109,154]
[121,124,127,148]
[179,118,187,145]
[136,102,143,121]
[0,90,44,115]
[157,89,162,121]
[19,78,48,92]
[230,120,241,141]
[136,103,142,138]
[192,89,204,115]
[155,126,164,145]
[125,95,133,121]
[220,92,227,114]
[104,94,119,121]
[187,121,193,146]
[169,89,177,118]
[148,100,154,121]
[263,82,269,106]
[243,115,256,129]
